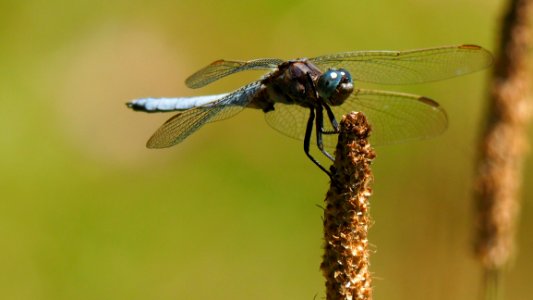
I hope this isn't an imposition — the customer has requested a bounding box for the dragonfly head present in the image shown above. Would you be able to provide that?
[317,68,354,106]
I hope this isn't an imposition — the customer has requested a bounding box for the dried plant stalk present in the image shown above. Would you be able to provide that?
[473,0,532,272]
[321,112,375,300]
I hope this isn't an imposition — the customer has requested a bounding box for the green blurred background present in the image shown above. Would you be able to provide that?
[1,0,532,299]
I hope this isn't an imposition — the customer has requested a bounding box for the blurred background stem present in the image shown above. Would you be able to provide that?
[473,0,532,299]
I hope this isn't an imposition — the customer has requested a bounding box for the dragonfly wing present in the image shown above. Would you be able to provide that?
[310,44,493,84]
[265,102,310,142]
[328,89,448,146]
[147,81,262,148]
[265,88,447,148]
[185,58,284,89]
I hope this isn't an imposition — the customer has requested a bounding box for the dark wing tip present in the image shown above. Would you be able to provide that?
[418,96,449,129]
[418,96,440,108]
[210,59,226,65]
[459,44,482,50]
[459,44,495,67]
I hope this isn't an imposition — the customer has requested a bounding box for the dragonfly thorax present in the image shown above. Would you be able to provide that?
[254,62,355,112]
[258,60,324,109]
[317,68,354,106]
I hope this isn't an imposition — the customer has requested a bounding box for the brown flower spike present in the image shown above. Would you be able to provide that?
[473,0,532,298]
[321,112,375,300]
[474,0,532,272]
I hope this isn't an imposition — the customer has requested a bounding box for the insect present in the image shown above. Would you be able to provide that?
[127,45,492,175]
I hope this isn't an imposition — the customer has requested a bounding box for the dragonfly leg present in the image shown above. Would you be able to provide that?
[305,72,319,99]
[322,103,340,134]
[315,105,335,162]
[304,108,331,176]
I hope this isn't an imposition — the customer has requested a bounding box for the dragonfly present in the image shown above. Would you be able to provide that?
[127,44,492,175]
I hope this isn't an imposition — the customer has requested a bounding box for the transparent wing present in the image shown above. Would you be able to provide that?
[309,44,493,84]
[265,89,448,147]
[147,81,261,148]
[265,102,310,144]
[185,58,283,89]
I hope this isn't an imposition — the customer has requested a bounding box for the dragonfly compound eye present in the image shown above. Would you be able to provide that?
[317,68,354,106]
